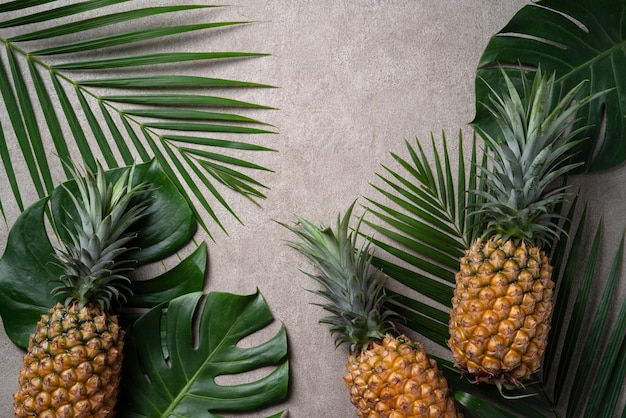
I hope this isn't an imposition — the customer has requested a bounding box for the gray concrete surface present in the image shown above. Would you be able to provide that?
[1,1,624,417]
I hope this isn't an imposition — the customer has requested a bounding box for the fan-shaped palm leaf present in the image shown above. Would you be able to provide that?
[363,131,486,336]
[363,131,626,417]
[0,1,276,237]
[472,0,626,173]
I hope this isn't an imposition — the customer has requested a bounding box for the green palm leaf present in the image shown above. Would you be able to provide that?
[364,131,626,417]
[0,2,276,237]
[363,130,486,347]
[472,0,626,173]
[553,215,626,418]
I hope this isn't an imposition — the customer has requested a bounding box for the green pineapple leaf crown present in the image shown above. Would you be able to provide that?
[283,202,397,354]
[473,67,601,246]
[52,163,151,310]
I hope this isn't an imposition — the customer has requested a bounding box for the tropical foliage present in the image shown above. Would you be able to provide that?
[362,131,626,417]
[0,162,289,416]
[120,291,289,417]
[472,0,626,173]
[0,0,277,236]
[0,2,289,416]
[0,160,197,347]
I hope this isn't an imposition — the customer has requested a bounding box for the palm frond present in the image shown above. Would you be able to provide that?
[0,2,276,237]
[363,130,487,348]
[547,212,626,418]
[364,130,626,417]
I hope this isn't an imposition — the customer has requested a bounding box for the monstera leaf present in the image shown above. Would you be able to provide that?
[0,1,276,236]
[364,131,626,417]
[50,160,197,265]
[0,161,198,347]
[118,291,289,418]
[0,161,290,416]
[473,0,626,172]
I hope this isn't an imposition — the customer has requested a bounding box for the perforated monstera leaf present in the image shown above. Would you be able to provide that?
[473,0,626,172]
[0,161,199,347]
[118,291,289,418]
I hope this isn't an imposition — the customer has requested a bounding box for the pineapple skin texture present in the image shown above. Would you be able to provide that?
[14,302,124,418]
[448,238,554,385]
[344,334,461,418]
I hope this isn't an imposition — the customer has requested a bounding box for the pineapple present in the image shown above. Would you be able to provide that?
[284,203,461,417]
[448,69,596,386]
[14,163,150,418]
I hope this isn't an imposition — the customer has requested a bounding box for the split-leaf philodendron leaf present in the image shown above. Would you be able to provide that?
[473,0,626,173]
[0,160,198,347]
[118,291,289,418]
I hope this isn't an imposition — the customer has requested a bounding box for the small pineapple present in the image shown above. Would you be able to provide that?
[14,163,150,418]
[284,203,460,417]
[448,69,596,386]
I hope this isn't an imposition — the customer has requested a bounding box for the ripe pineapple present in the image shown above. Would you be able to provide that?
[14,164,150,418]
[448,69,595,386]
[284,203,461,417]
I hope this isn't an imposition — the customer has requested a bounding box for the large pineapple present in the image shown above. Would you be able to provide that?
[14,164,150,418]
[448,69,595,387]
[284,204,460,417]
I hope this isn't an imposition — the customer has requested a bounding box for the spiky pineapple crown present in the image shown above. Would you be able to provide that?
[52,163,150,310]
[473,67,597,245]
[283,202,397,353]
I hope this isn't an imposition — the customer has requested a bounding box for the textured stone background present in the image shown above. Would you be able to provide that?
[1,1,624,416]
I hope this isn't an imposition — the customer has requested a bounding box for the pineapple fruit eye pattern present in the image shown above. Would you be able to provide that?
[15,303,125,418]
[448,68,598,387]
[449,238,554,385]
[345,335,461,418]
[283,204,462,418]
[13,164,150,418]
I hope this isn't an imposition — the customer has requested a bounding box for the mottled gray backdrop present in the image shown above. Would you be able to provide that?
[2,1,624,417]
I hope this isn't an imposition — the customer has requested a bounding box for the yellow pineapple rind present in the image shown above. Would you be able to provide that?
[448,238,554,386]
[14,302,123,418]
[345,334,461,418]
